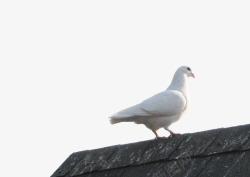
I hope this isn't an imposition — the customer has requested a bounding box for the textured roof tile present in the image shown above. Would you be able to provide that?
[52,124,250,177]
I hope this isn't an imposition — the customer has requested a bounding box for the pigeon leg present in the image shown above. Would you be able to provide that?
[152,130,160,139]
[152,130,168,139]
[165,128,181,137]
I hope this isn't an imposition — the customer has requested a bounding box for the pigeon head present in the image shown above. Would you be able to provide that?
[178,66,195,78]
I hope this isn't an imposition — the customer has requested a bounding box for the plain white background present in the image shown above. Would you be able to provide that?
[0,1,250,177]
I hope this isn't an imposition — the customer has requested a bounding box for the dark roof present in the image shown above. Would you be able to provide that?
[51,124,250,177]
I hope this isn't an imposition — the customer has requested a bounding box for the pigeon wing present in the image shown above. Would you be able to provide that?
[141,90,186,117]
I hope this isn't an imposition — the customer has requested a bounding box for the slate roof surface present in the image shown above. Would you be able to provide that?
[51,124,250,177]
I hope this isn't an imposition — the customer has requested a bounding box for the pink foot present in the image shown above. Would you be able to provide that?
[153,130,169,140]
[154,133,168,140]
[155,136,168,139]
[168,132,181,138]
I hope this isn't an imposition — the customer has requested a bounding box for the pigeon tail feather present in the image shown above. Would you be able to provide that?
[109,116,135,124]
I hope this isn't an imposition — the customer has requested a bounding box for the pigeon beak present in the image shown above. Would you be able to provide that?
[191,73,195,78]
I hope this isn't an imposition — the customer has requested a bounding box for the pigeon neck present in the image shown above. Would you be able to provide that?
[167,72,188,95]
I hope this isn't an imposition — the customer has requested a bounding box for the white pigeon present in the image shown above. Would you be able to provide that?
[109,66,195,139]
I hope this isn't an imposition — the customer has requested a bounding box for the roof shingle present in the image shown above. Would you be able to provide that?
[51,124,250,177]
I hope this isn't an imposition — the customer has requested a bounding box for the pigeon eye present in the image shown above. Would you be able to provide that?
[187,67,191,71]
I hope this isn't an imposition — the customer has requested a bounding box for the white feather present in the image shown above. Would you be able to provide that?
[109,66,194,135]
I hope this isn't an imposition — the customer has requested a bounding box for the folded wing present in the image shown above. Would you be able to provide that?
[110,90,186,124]
[141,90,186,117]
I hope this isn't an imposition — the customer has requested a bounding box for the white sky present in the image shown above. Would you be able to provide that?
[1,1,250,177]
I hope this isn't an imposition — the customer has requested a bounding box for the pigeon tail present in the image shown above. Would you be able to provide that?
[109,115,137,124]
[109,117,121,124]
